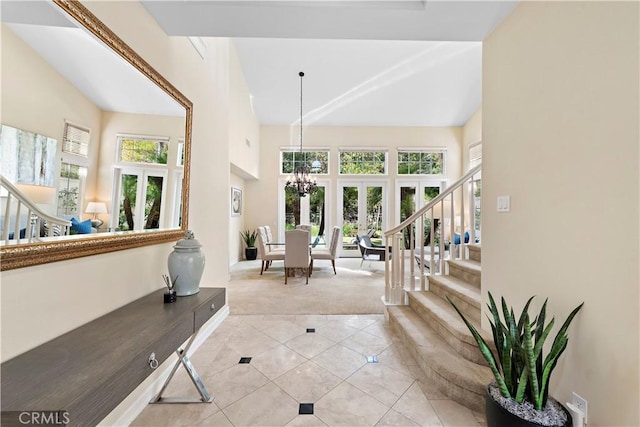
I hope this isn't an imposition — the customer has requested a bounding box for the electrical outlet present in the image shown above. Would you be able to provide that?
[572,392,588,424]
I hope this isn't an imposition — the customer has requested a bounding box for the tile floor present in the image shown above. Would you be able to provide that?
[132,314,485,427]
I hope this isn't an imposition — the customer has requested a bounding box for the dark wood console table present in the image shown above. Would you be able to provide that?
[1,287,225,426]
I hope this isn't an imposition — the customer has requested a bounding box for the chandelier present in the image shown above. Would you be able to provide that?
[285,71,317,198]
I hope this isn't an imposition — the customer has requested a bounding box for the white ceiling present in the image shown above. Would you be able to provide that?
[1,1,185,117]
[141,0,519,127]
[2,1,518,127]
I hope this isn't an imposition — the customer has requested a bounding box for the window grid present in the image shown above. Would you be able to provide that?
[339,151,387,175]
[118,136,169,165]
[397,150,444,175]
[281,150,329,175]
[57,162,85,217]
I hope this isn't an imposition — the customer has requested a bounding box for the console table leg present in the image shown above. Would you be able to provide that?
[150,333,212,404]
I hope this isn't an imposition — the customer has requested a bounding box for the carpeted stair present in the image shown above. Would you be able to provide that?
[387,245,494,413]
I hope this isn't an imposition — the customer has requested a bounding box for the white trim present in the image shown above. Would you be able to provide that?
[338,147,389,152]
[99,305,229,427]
[396,147,447,152]
[188,36,206,59]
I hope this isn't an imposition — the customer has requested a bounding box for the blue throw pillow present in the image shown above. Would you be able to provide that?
[454,231,471,245]
[71,217,93,234]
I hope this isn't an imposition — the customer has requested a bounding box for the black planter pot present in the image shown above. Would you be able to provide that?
[486,386,572,427]
[245,247,258,261]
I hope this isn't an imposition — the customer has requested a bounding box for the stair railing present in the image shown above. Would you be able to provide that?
[1,175,71,244]
[383,164,482,304]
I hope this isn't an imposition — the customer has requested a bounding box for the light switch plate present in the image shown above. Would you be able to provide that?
[497,196,510,212]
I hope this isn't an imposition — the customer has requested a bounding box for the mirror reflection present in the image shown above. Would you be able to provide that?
[0,0,192,270]
[1,2,186,237]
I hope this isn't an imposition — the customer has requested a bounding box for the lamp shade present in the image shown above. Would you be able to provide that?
[86,202,108,215]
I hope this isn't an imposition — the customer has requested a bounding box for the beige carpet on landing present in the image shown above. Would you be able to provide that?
[227,258,386,315]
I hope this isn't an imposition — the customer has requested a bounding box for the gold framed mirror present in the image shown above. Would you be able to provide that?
[0,0,192,271]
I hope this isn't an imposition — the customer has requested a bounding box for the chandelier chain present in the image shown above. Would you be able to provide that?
[284,71,316,198]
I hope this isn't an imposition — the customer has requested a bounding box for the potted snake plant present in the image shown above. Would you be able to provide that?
[448,292,583,427]
[240,229,258,261]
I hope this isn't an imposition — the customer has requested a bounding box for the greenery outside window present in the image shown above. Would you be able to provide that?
[57,162,86,217]
[118,135,169,165]
[281,150,328,175]
[397,150,444,175]
[339,150,386,175]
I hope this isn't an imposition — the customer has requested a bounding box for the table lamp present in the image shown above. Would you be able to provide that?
[86,202,108,229]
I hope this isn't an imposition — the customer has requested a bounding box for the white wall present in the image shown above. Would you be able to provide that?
[1,1,232,361]
[483,2,639,425]
[246,125,462,240]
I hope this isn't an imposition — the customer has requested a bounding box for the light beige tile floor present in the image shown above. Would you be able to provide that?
[132,314,485,427]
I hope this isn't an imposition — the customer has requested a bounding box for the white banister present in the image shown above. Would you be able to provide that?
[383,164,482,304]
[1,175,71,244]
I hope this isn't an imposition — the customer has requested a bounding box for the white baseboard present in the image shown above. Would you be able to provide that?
[98,305,229,426]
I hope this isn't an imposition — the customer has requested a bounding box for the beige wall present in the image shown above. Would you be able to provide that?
[462,107,481,169]
[229,42,260,180]
[1,1,233,361]
[1,24,102,200]
[246,125,462,241]
[98,111,185,230]
[483,2,639,425]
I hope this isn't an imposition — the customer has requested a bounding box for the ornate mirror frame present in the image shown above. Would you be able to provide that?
[0,0,192,271]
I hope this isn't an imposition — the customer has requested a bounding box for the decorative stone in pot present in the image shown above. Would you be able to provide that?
[486,383,572,427]
[168,230,205,296]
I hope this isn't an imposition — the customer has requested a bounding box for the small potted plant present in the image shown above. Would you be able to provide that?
[449,292,583,427]
[240,229,258,261]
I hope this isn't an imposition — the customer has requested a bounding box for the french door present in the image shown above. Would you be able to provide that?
[396,180,445,248]
[113,168,167,231]
[278,179,329,244]
[338,180,387,257]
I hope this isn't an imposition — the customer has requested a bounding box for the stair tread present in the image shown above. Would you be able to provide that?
[388,305,494,393]
[407,291,493,347]
[428,274,482,307]
[447,259,481,274]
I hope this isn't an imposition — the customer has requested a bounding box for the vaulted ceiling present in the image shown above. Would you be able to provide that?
[141,1,518,127]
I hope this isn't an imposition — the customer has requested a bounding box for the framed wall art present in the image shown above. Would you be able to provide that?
[231,187,242,216]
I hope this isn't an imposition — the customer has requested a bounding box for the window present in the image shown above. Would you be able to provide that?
[62,122,90,157]
[57,162,86,216]
[281,150,328,175]
[339,150,386,175]
[177,139,185,167]
[469,142,482,169]
[397,150,444,175]
[118,135,169,165]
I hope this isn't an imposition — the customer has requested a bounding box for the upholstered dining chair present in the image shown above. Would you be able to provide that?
[257,226,284,275]
[310,226,340,275]
[264,225,283,251]
[284,229,311,284]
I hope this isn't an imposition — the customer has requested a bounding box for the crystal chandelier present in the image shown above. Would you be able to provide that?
[285,71,317,198]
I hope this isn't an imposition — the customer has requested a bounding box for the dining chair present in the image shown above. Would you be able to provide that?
[310,226,340,274]
[284,229,310,284]
[356,233,390,268]
[257,226,284,275]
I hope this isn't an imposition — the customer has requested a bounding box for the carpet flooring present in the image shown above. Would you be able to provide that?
[227,258,386,315]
